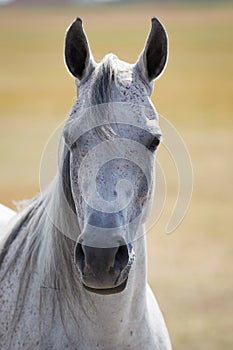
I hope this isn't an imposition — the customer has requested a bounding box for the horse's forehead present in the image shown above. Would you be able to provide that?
[65,54,160,142]
[65,102,161,147]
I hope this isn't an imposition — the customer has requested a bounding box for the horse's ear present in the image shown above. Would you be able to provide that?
[65,18,96,80]
[135,18,168,83]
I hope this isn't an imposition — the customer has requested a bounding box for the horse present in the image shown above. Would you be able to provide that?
[0,17,172,349]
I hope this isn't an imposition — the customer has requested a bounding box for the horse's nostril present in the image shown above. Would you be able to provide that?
[114,244,129,270]
[74,243,85,273]
[74,241,130,277]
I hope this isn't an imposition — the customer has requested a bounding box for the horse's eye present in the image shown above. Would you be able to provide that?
[148,136,160,152]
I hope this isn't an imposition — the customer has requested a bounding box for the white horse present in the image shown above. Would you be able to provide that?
[0,18,172,349]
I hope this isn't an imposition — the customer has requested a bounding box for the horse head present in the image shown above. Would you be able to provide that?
[62,18,168,294]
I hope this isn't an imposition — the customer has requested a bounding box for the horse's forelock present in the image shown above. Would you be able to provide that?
[91,55,117,106]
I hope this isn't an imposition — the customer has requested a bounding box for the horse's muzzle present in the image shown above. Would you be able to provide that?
[74,242,134,294]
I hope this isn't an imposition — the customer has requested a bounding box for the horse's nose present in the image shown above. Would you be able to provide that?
[74,242,129,277]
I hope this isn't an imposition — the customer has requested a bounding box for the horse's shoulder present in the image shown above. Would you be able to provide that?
[0,204,16,241]
[0,204,16,223]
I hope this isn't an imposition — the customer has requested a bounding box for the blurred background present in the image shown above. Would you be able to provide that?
[0,0,232,348]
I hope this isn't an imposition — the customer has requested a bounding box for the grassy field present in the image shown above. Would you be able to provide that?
[0,2,233,349]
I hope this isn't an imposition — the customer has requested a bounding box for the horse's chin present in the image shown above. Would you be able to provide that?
[82,279,128,295]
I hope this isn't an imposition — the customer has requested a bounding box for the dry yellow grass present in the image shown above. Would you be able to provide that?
[0,2,233,349]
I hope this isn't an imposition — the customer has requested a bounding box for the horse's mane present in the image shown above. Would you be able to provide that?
[0,178,92,342]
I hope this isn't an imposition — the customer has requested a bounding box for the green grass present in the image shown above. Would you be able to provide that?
[0,2,233,349]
